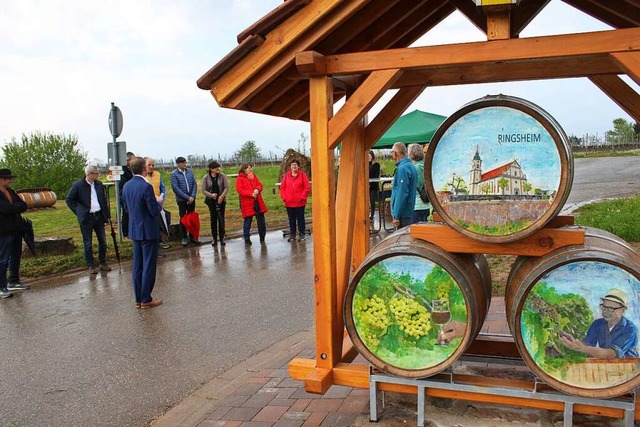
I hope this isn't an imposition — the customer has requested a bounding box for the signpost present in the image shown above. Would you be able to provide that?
[108,103,125,241]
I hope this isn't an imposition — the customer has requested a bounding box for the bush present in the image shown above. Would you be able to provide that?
[1,131,87,198]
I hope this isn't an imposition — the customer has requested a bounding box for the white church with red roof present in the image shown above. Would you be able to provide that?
[468,147,529,196]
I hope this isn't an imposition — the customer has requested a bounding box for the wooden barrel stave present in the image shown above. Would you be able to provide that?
[506,226,640,397]
[344,228,492,378]
[425,94,573,243]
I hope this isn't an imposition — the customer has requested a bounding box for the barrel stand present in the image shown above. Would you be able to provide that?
[369,366,636,427]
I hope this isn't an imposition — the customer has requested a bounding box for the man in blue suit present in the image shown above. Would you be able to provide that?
[122,157,163,309]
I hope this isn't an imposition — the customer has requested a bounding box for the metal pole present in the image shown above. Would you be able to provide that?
[110,102,123,242]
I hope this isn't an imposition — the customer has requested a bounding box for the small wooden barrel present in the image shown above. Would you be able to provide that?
[425,94,573,243]
[17,188,57,209]
[344,229,492,378]
[506,226,640,397]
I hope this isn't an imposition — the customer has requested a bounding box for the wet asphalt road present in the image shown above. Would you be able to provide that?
[0,235,315,426]
[0,156,638,426]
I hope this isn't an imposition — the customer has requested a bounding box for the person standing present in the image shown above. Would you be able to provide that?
[145,157,170,249]
[390,142,417,229]
[408,143,430,223]
[119,152,135,238]
[368,150,380,221]
[66,165,112,275]
[0,169,28,298]
[170,156,199,246]
[279,159,310,242]
[202,161,229,247]
[122,157,163,309]
[236,164,267,246]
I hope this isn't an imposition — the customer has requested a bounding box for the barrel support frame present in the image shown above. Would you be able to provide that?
[369,367,636,427]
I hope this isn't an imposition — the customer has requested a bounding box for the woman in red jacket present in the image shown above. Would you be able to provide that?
[279,160,310,242]
[236,164,268,246]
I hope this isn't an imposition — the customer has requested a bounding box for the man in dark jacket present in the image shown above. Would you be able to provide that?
[118,152,135,238]
[0,169,28,299]
[66,165,112,275]
[170,156,198,246]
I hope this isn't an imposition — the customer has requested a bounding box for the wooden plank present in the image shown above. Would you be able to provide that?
[611,51,640,86]
[309,76,339,370]
[236,0,312,43]
[393,54,622,88]
[364,86,426,149]
[450,0,487,34]
[334,117,365,352]
[296,51,326,76]
[561,0,639,28]
[304,367,333,394]
[197,35,264,90]
[589,74,640,123]
[214,0,369,109]
[510,0,550,37]
[312,27,640,76]
[327,69,402,150]
[351,135,370,273]
[486,9,511,40]
[465,334,521,359]
[409,223,585,256]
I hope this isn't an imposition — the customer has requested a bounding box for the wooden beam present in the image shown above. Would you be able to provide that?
[308,28,640,76]
[560,0,639,28]
[327,69,402,149]
[351,133,370,275]
[309,76,338,379]
[410,223,585,256]
[589,74,640,123]
[510,0,550,37]
[214,0,369,109]
[364,86,426,149]
[450,0,487,34]
[486,8,511,40]
[236,0,312,43]
[304,367,333,394]
[296,51,326,76]
[611,51,640,86]
[393,55,622,88]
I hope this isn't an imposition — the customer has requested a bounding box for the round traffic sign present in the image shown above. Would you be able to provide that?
[108,104,123,138]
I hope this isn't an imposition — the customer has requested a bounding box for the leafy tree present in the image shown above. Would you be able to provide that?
[606,118,636,145]
[480,183,491,195]
[0,132,87,198]
[234,140,262,164]
[444,174,467,194]
[568,135,582,146]
[523,182,533,195]
[497,177,509,194]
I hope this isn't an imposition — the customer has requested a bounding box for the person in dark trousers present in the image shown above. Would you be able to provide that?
[170,156,199,246]
[118,152,135,238]
[202,161,229,247]
[122,157,163,309]
[0,169,29,299]
[390,142,417,229]
[236,163,267,246]
[66,165,112,275]
[279,159,310,242]
[368,150,380,221]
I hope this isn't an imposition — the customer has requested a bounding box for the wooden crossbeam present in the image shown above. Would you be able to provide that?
[589,74,640,123]
[611,52,640,86]
[296,28,640,76]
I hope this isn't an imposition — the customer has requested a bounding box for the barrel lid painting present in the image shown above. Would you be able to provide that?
[425,95,573,243]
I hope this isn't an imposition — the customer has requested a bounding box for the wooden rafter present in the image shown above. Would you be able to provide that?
[451,0,487,34]
[611,51,640,86]
[561,0,639,28]
[510,0,551,37]
[589,74,640,122]
[298,28,640,76]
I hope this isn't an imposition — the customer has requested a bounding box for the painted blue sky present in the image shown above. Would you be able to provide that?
[378,255,441,284]
[431,106,562,191]
[0,1,630,164]
[536,261,640,323]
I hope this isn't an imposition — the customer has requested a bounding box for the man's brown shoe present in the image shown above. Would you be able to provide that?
[135,303,141,308]
[140,299,163,309]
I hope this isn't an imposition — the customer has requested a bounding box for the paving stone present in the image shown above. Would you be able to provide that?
[277,378,304,388]
[252,405,289,422]
[242,393,277,408]
[320,412,359,426]
[222,407,261,421]
[246,376,271,385]
[289,399,312,412]
[268,398,296,407]
[218,395,251,407]
[272,420,303,427]
[283,411,310,421]
[274,387,297,399]
[290,389,322,399]
[233,384,266,396]
[268,368,290,378]
[305,399,343,412]
[338,397,368,413]
[204,406,233,421]
[237,422,273,427]
[348,388,370,397]
[301,411,327,426]
[320,385,352,399]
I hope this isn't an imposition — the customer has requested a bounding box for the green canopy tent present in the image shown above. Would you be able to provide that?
[373,109,447,148]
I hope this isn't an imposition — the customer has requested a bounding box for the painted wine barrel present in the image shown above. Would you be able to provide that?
[344,229,492,378]
[506,226,640,398]
[425,94,573,243]
[17,188,57,209]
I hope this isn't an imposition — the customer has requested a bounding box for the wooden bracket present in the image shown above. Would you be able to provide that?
[296,50,327,76]
[304,367,334,394]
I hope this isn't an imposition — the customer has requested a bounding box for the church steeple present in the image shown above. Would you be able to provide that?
[470,146,482,195]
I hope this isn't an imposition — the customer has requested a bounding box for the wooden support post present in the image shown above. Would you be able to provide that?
[485,6,511,40]
[306,75,337,394]
[352,128,370,273]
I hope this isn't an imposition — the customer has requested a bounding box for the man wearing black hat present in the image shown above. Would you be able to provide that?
[0,169,29,298]
[66,165,112,275]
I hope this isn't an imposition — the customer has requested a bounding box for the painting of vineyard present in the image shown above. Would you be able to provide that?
[352,255,468,371]
[521,261,640,389]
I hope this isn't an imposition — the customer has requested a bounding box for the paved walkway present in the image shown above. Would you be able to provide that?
[150,298,627,427]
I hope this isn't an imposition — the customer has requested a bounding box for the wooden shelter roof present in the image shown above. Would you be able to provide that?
[197,0,640,123]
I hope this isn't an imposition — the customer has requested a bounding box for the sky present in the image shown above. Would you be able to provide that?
[0,0,632,165]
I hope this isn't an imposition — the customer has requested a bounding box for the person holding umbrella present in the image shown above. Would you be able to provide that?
[0,169,29,299]
[122,157,163,309]
[66,165,112,275]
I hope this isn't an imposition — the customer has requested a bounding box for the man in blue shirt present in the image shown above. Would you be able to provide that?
[390,142,417,229]
[170,156,199,246]
[559,288,638,358]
